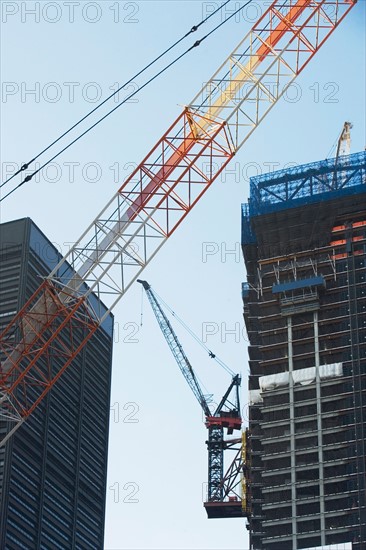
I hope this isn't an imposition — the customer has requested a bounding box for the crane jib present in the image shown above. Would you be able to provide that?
[0,0,357,445]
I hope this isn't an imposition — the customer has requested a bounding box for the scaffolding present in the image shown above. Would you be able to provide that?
[248,151,366,216]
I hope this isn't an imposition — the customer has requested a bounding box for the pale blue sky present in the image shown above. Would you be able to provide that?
[1,1,365,549]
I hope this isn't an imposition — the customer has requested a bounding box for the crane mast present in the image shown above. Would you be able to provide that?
[0,0,357,445]
[138,280,244,517]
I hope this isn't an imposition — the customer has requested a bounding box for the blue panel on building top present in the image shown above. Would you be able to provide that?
[246,151,366,218]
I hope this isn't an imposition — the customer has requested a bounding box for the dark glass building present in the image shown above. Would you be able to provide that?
[0,218,113,549]
[241,152,366,549]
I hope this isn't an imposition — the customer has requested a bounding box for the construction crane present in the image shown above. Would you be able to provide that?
[336,121,353,159]
[0,0,357,446]
[332,121,353,187]
[137,280,246,519]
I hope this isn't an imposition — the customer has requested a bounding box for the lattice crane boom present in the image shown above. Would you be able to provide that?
[0,0,357,445]
[137,280,212,417]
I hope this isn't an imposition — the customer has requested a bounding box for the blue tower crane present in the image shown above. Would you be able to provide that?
[138,280,246,518]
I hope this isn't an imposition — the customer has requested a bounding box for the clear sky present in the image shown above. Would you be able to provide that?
[1,1,365,549]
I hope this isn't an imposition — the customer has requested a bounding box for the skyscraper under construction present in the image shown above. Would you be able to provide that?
[241,151,366,549]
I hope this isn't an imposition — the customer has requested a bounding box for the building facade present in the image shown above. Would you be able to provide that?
[241,152,366,549]
[0,218,113,549]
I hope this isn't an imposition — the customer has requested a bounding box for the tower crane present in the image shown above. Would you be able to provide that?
[0,0,357,446]
[332,121,353,187]
[137,280,246,519]
[336,121,353,159]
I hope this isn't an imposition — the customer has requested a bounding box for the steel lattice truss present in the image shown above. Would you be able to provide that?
[207,436,244,502]
[190,0,355,149]
[0,0,357,444]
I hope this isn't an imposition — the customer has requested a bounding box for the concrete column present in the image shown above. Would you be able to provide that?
[314,310,326,546]
[287,316,297,550]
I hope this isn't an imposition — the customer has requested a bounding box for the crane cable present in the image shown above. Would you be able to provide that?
[0,0,231,192]
[152,288,236,378]
[326,131,342,160]
[0,1,256,203]
[140,286,214,402]
[111,0,279,207]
